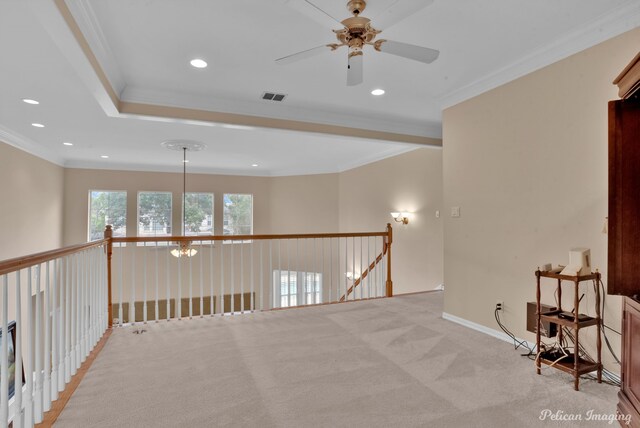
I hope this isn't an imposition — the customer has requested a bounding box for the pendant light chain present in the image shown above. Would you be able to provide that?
[183,146,187,237]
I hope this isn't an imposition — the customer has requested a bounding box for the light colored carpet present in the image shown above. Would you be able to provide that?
[55,292,619,427]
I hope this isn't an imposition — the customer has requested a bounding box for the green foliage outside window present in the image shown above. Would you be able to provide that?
[223,194,252,235]
[89,191,126,240]
[184,193,213,235]
[138,192,172,236]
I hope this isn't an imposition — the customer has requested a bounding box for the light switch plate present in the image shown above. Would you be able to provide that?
[451,207,460,217]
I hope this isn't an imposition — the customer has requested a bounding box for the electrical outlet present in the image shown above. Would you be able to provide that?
[496,300,504,311]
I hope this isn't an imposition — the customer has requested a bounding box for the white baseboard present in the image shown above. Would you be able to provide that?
[441,312,621,383]
[442,312,535,350]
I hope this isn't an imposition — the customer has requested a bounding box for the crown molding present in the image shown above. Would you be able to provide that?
[0,125,64,166]
[65,0,126,96]
[440,2,640,109]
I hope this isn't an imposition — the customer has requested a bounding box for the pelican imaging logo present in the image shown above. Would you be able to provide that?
[539,409,631,425]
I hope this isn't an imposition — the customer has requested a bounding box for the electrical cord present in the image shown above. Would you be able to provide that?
[595,278,621,365]
[562,326,621,387]
[494,307,534,357]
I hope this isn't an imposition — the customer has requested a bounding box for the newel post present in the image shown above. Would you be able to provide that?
[385,223,393,297]
[104,225,113,328]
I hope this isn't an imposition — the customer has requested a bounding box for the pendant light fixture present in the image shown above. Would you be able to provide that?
[161,140,207,258]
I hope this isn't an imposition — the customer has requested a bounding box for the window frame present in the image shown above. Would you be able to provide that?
[273,270,322,308]
[222,193,253,242]
[182,192,214,236]
[137,191,173,238]
[88,189,127,241]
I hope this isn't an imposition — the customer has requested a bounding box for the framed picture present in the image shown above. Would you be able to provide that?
[0,321,24,400]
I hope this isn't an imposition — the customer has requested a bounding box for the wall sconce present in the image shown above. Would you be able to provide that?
[390,212,410,225]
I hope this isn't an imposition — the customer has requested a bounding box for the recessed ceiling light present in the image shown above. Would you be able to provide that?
[22,99,39,105]
[251,164,259,167]
[100,155,109,159]
[183,160,190,163]
[63,142,73,146]
[190,58,207,68]
[371,89,385,96]
[31,123,45,128]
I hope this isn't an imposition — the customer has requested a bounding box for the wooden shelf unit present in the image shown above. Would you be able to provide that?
[535,269,602,390]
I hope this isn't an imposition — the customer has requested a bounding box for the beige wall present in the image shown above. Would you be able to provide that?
[0,142,64,260]
[269,174,339,234]
[63,168,341,244]
[338,147,444,294]
[442,28,640,372]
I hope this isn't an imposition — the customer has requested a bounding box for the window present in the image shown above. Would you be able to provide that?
[223,194,253,235]
[138,192,172,237]
[88,190,126,241]
[184,193,213,236]
[273,270,322,308]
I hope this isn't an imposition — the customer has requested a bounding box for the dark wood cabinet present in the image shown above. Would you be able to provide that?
[610,51,640,427]
[609,98,640,296]
[620,298,640,428]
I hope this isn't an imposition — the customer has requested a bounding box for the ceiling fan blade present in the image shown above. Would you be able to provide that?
[285,0,344,29]
[372,0,434,30]
[276,44,331,65]
[376,40,439,64]
[347,53,363,86]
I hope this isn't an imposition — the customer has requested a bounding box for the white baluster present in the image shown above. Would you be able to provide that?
[199,242,203,317]
[34,265,43,423]
[287,240,291,307]
[240,241,244,314]
[51,260,58,402]
[130,246,136,324]
[329,238,333,303]
[177,249,182,320]
[220,240,225,315]
[119,244,123,326]
[155,241,159,323]
[165,245,170,321]
[344,238,348,302]
[143,242,147,324]
[24,268,34,428]
[59,257,67,390]
[43,261,51,412]
[80,252,86,362]
[14,271,23,428]
[209,242,214,316]
[231,241,235,314]
[260,241,264,311]
[188,248,193,319]
[250,241,254,312]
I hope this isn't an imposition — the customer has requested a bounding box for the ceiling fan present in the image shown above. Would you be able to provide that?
[276,0,439,86]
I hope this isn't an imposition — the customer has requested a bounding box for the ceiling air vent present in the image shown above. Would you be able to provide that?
[261,92,287,102]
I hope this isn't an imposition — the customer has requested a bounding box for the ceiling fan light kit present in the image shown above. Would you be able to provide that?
[277,0,440,86]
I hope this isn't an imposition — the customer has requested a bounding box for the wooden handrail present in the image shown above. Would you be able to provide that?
[0,239,107,276]
[339,247,388,302]
[111,230,389,244]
